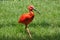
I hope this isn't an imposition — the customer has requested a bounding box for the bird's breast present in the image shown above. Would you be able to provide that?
[30,15,34,20]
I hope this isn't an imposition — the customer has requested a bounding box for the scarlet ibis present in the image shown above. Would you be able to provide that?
[18,5,40,38]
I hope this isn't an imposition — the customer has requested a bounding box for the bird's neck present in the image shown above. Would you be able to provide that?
[29,11,34,16]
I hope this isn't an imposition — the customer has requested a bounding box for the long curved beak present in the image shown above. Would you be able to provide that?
[33,8,40,14]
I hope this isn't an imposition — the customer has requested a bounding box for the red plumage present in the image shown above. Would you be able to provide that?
[18,5,34,25]
[18,5,40,38]
[19,12,34,25]
[18,11,34,25]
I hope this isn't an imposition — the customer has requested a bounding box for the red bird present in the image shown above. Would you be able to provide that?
[18,5,40,38]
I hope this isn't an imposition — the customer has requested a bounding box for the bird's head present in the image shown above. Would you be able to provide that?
[28,5,40,14]
[28,5,34,11]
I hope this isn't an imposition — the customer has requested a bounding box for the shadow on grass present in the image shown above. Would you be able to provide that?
[29,21,51,27]
[0,32,60,40]
[0,35,23,40]
[29,21,60,28]
[0,23,18,28]
[32,32,60,40]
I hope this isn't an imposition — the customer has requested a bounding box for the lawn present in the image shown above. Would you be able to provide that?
[0,0,60,40]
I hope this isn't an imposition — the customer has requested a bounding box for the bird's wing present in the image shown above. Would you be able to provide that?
[20,14,30,22]
[24,15,31,22]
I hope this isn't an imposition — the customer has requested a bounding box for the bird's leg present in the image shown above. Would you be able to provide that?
[25,25,32,38]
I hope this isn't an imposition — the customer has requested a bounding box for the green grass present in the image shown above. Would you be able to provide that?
[0,0,60,40]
